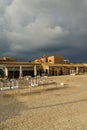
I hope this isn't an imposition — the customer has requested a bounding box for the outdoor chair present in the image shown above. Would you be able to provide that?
[0,80,19,96]
[29,76,57,94]
[30,78,39,87]
[29,78,39,93]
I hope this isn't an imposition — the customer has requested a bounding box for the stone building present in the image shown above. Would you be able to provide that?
[41,63,87,76]
[34,54,64,64]
[0,57,16,62]
[0,57,42,79]
[0,56,87,78]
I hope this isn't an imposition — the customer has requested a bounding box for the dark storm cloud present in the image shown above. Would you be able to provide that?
[0,0,87,62]
[0,32,11,56]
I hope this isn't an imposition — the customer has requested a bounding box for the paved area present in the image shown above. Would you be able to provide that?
[0,74,87,130]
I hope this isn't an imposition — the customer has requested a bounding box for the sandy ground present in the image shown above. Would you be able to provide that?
[0,74,87,130]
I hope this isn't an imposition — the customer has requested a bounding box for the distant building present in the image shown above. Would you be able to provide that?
[0,57,42,78]
[34,56,48,63]
[34,54,64,64]
[33,54,87,76]
[64,59,70,64]
[47,54,64,64]
[0,57,16,62]
[0,55,87,78]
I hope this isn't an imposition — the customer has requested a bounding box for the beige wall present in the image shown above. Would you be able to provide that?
[48,56,54,64]
[54,55,64,64]
[48,55,64,64]
[34,54,64,64]
[34,57,48,63]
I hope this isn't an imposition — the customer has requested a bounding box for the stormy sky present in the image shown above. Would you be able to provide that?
[0,0,87,63]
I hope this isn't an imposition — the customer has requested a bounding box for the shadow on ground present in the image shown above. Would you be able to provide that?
[19,85,69,96]
[0,94,28,125]
[27,98,87,110]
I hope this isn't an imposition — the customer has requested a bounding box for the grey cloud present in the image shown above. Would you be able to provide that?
[0,33,10,55]
[0,0,87,62]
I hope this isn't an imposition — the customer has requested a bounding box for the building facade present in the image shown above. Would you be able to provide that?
[34,54,64,64]
[41,63,87,76]
[0,56,87,78]
[0,57,42,78]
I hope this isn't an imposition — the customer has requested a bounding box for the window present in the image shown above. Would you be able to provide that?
[49,60,52,62]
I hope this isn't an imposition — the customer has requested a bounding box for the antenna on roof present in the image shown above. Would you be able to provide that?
[43,54,46,58]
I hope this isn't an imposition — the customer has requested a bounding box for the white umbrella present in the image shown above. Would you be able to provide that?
[5,67,8,77]
[19,65,23,78]
[34,65,37,77]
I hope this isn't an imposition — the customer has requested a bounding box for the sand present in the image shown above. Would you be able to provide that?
[0,74,87,130]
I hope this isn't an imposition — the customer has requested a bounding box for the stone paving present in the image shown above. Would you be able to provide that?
[0,74,87,130]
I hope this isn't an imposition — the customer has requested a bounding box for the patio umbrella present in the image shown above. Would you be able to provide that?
[34,65,37,77]
[5,67,8,77]
[19,65,23,78]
